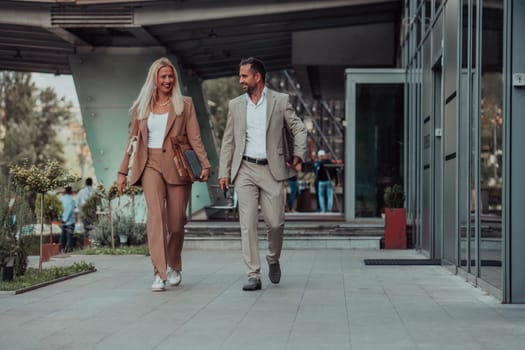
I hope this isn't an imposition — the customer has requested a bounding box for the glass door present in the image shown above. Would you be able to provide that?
[345,69,405,220]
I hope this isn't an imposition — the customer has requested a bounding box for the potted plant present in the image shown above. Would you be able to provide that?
[35,193,63,260]
[383,184,406,249]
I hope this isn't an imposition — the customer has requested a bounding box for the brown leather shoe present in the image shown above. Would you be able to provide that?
[242,277,262,291]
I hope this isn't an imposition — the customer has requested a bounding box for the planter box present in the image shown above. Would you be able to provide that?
[41,243,60,262]
[384,208,407,249]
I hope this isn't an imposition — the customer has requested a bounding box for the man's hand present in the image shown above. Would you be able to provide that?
[116,173,127,195]
[219,177,229,193]
[287,155,302,168]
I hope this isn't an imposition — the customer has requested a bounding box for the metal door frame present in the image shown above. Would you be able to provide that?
[345,69,406,221]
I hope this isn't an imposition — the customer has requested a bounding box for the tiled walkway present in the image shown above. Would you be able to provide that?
[1,249,524,350]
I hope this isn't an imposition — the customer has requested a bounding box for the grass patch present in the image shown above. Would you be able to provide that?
[0,261,95,292]
[81,244,149,256]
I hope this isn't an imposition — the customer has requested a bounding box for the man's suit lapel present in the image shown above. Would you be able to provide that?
[237,97,247,138]
[266,89,276,131]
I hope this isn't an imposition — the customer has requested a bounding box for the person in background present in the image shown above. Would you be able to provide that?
[116,57,211,292]
[76,177,96,239]
[287,163,301,212]
[313,153,321,211]
[59,186,76,253]
[218,57,307,291]
[316,150,335,213]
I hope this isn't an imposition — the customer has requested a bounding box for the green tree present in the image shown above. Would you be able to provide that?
[0,72,74,175]
[10,160,80,270]
[202,76,241,147]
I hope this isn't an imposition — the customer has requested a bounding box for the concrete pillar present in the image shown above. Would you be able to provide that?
[178,69,220,215]
[509,0,525,303]
[69,48,214,213]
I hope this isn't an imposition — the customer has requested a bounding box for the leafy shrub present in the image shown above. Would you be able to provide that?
[128,222,147,246]
[384,184,405,208]
[90,216,112,247]
[91,213,147,248]
[82,245,148,256]
[0,178,32,276]
[21,233,84,255]
[0,261,95,291]
[81,194,101,229]
[115,215,147,246]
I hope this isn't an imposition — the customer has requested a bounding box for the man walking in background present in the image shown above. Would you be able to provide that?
[76,177,95,240]
[218,57,307,291]
[316,150,335,213]
[59,186,76,253]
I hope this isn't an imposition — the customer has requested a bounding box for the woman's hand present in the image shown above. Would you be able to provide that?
[116,173,127,195]
[200,168,210,182]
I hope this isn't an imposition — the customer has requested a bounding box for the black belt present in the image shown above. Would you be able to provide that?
[242,156,268,165]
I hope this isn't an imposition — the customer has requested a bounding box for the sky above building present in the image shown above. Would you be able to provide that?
[32,73,79,106]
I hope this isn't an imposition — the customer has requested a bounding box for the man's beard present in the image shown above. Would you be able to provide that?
[245,84,257,95]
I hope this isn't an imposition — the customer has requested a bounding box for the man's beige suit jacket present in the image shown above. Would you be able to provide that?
[218,88,307,182]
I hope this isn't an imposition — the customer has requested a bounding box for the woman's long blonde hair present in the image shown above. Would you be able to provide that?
[131,57,184,120]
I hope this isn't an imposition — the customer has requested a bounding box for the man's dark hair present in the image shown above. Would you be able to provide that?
[240,57,266,83]
[65,186,72,194]
[85,177,93,186]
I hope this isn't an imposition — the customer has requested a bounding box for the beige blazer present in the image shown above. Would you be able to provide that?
[218,88,307,182]
[118,96,211,186]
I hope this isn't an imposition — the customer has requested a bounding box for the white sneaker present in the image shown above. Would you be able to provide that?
[167,266,181,286]
[151,275,166,291]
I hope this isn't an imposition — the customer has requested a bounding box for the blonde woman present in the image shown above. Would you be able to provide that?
[117,57,211,291]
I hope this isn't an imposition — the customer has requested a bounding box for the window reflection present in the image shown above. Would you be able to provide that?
[355,84,404,217]
[479,1,503,289]
[459,0,470,272]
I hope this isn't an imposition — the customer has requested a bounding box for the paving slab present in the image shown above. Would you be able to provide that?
[0,249,524,350]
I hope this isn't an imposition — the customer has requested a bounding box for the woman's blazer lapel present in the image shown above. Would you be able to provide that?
[138,116,148,146]
[163,108,180,140]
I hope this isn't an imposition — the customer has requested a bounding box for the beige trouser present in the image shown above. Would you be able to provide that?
[234,160,285,279]
[142,149,191,280]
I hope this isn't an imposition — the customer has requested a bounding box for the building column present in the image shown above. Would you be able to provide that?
[69,48,213,212]
[508,0,525,303]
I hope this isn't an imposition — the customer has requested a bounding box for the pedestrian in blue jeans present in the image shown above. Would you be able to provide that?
[59,186,76,253]
[316,150,335,213]
[287,176,299,211]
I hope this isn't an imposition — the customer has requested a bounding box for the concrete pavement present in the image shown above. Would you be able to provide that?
[1,249,525,350]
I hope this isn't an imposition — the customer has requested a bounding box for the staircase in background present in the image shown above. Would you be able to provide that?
[184,220,384,250]
[204,69,347,220]
[267,70,345,163]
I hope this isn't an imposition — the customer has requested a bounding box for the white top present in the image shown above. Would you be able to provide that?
[147,112,168,148]
[244,87,267,159]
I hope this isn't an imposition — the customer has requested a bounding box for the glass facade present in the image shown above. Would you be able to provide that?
[479,1,503,289]
[402,0,505,296]
[354,84,404,218]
